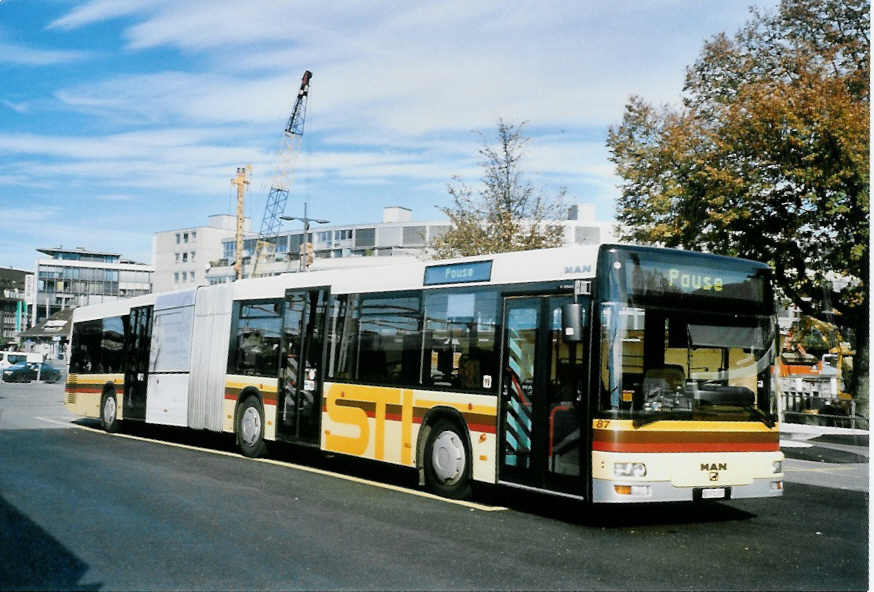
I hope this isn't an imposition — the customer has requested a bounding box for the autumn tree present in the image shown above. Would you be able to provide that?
[606,0,869,397]
[431,120,568,258]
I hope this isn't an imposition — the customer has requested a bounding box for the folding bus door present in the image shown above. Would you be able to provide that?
[498,295,588,497]
[276,287,328,444]
[123,305,152,421]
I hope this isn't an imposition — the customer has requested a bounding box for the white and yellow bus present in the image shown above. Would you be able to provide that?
[65,244,784,503]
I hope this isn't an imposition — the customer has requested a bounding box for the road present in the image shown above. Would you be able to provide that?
[0,376,868,591]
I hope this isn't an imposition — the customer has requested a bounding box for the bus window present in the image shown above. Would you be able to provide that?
[327,292,422,386]
[69,319,105,373]
[357,293,421,385]
[101,316,126,374]
[230,301,282,377]
[423,289,499,392]
[327,294,359,380]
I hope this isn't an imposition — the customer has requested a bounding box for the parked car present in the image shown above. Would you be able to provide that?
[2,362,61,383]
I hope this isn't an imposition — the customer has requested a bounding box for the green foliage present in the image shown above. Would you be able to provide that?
[431,120,567,258]
[606,0,869,331]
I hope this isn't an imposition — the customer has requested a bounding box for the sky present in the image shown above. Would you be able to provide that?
[0,0,778,271]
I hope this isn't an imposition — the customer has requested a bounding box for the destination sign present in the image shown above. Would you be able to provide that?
[626,259,765,302]
[424,260,492,286]
[598,246,771,310]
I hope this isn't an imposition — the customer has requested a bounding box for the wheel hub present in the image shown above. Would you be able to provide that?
[431,430,465,484]
[241,407,261,447]
[103,396,116,425]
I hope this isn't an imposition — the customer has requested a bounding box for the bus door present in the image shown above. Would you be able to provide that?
[123,305,152,421]
[276,287,328,444]
[499,295,588,496]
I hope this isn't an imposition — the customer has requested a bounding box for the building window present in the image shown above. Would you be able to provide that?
[174,272,179,282]
[176,233,180,244]
[317,231,331,243]
[190,271,195,282]
[183,252,188,263]
[182,271,187,281]
[191,231,197,240]
[355,227,375,248]
[175,253,180,263]
[334,229,352,241]
[190,251,195,261]
[183,232,189,243]
[402,226,426,246]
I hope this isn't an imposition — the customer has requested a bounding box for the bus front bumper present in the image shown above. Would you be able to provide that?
[592,477,784,503]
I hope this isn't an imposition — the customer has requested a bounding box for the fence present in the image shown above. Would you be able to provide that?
[779,376,865,429]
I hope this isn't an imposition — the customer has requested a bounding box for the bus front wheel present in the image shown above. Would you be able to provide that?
[424,419,472,499]
[101,391,120,433]
[237,397,266,458]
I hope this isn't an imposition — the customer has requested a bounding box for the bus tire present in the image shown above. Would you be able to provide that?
[237,397,266,458]
[424,418,472,499]
[101,390,120,433]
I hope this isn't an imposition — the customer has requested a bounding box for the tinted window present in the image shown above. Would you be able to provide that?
[358,294,421,385]
[327,293,423,386]
[101,316,126,373]
[423,289,499,392]
[69,319,104,373]
[230,300,282,377]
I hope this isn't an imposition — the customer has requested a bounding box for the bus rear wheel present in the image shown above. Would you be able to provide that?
[101,391,120,433]
[237,397,266,458]
[424,419,472,499]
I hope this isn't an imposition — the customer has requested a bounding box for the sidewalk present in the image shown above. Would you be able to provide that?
[780,422,868,464]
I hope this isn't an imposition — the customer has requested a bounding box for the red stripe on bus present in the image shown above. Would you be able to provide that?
[592,441,779,453]
[224,393,277,405]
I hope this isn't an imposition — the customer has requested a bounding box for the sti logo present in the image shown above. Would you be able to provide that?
[564,265,592,274]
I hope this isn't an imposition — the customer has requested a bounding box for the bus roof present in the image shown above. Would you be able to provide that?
[70,243,771,323]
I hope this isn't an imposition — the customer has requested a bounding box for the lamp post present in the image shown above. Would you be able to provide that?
[280,203,330,272]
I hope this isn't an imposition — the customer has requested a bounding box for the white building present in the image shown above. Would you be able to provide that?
[152,214,251,293]
[153,203,614,285]
[32,247,152,326]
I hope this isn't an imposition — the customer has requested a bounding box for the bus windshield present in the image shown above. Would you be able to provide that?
[598,303,776,425]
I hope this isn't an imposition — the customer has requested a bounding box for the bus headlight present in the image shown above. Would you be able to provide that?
[614,462,647,478]
[772,460,782,474]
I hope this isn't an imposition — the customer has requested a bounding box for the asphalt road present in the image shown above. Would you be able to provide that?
[0,376,868,591]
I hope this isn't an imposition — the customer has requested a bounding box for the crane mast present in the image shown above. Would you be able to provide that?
[251,70,312,277]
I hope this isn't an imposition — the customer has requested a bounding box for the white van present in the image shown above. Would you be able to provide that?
[0,351,43,372]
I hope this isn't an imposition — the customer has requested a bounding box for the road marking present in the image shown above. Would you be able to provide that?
[784,466,858,473]
[34,416,507,512]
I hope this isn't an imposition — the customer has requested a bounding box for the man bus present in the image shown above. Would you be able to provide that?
[65,244,783,503]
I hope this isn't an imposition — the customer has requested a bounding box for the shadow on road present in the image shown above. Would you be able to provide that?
[73,419,757,529]
[0,495,100,590]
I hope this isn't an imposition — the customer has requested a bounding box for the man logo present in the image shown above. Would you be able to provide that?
[564,265,592,274]
[700,463,728,471]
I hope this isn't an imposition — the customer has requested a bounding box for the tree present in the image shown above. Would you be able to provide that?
[606,0,869,398]
[431,120,568,258]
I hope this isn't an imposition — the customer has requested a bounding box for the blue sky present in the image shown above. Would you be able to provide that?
[0,0,776,270]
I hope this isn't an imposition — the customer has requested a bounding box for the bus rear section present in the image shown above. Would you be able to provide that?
[590,245,784,502]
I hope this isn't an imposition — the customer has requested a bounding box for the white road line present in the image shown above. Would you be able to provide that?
[34,416,507,512]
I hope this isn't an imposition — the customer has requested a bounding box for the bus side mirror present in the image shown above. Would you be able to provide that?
[561,303,585,343]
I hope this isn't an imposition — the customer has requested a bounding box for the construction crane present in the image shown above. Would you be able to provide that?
[230,165,251,280]
[251,69,313,278]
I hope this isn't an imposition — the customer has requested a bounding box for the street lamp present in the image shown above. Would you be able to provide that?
[280,202,330,272]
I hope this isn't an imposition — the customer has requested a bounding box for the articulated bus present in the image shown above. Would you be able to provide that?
[65,244,784,503]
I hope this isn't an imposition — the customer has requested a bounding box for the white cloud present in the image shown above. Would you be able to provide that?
[0,42,91,66]
[46,0,158,30]
[1,100,29,113]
